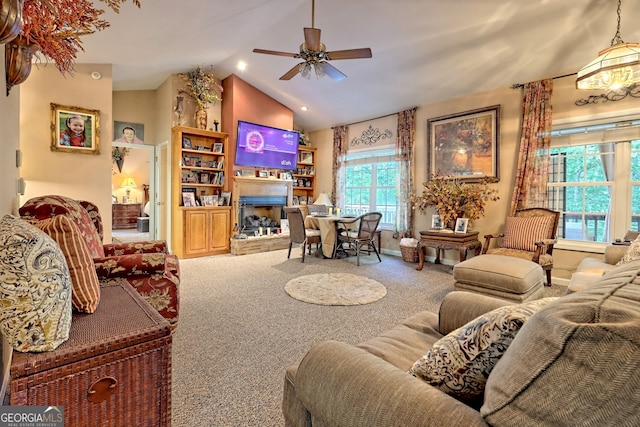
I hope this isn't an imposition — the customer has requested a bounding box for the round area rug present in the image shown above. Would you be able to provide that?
[285,273,387,306]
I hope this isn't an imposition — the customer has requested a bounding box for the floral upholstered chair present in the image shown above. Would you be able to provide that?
[481,208,560,286]
[19,195,180,329]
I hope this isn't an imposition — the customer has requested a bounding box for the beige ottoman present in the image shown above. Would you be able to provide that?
[453,254,545,302]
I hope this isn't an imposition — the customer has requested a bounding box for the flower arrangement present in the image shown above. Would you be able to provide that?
[411,173,499,227]
[21,0,141,74]
[298,130,310,146]
[179,65,223,108]
[112,147,130,162]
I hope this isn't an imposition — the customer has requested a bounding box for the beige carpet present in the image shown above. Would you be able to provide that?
[284,272,387,305]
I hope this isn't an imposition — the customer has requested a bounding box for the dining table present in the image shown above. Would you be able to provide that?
[304,214,343,258]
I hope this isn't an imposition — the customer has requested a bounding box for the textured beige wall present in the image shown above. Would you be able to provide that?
[18,64,114,239]
[0,44,20,216]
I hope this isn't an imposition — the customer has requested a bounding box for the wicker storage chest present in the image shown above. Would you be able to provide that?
[8,281,172,426]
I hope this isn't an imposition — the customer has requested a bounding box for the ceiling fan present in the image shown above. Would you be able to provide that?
[252,0,372,81]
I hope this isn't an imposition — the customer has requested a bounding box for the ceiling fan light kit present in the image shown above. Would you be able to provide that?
[576,0,640,90]
[253,0,372,81]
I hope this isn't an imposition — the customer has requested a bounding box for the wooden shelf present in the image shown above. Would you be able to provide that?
[293,146,316,204]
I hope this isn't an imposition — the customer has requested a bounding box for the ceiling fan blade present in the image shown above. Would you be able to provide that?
[320,62,346,81]
[280,64,302,80]
[253,48,298,58]
[304,27,321,51]
[326,48,372,60]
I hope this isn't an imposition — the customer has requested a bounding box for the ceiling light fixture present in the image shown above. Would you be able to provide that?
[237,61,247,71]
[300,105,309,112]
[576,0,640,90]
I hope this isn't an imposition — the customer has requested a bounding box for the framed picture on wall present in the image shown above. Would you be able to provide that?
[114,121,144,144]
[427,105,500,181]
[50,103,101,154]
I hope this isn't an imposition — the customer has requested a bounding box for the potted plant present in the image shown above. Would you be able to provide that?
[411,173,499,229]
[179,65,223,130]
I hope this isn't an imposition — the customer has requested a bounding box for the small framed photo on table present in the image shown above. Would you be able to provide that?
[455,218,469,234]
[431,214,442,230]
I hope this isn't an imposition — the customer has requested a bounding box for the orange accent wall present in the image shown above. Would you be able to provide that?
[221,74,294,174]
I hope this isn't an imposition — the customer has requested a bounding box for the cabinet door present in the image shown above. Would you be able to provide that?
[184,210,209,256]
[209,210,229,252]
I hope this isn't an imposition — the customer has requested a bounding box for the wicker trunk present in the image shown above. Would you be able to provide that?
[8,281,172,427]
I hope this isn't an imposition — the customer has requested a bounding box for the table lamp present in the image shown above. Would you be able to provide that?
[314,192,332,207]
[121,177,137,200]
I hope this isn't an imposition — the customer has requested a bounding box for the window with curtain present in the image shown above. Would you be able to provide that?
[341,146,398,227]
[547,119,640,246]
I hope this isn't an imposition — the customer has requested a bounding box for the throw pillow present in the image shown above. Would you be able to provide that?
[0,215,72,352]
[616,235,640,265]
[35,215,101,313]
[502,215,556,252]
[409,297,556,404]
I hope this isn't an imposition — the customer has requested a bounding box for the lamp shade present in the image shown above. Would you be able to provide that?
[576,42,640,90]
[121,177,137,189]
[314,192,332,206]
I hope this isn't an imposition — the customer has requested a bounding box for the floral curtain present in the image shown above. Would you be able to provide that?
[332,125,349,206]
[510,79,553,214]
[396,108,416,237]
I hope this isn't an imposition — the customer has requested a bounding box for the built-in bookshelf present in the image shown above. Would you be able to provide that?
[171,126,231,258]
[292,146,316,204]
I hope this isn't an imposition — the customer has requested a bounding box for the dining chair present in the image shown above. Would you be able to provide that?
[283,206,321,262]
[307,204,328,215]
[336,212,382,266]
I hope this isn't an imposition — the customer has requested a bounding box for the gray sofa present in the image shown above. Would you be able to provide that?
[283,259,640,426]
[567,244,628,292]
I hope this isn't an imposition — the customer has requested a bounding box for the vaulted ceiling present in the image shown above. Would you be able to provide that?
[75,0,640,131]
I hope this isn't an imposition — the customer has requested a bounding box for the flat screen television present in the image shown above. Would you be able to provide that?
[235,121,299,170]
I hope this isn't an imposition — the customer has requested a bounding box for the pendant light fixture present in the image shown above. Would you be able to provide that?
[576,0,640,90]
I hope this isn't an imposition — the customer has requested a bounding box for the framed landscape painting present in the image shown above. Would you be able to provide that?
[427,105,500,181]
[50,103,100,154]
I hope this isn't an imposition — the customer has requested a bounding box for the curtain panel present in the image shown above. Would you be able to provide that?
[510,79,553,213]
[332,125,349,207]
[396,108,416,237]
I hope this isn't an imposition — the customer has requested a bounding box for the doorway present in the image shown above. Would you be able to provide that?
[111,141,157,242]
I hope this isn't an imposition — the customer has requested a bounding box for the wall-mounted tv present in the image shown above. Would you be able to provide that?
[235,121,299,170]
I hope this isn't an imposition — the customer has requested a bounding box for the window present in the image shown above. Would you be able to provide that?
[548,120,640,246]
[341,148,398,227]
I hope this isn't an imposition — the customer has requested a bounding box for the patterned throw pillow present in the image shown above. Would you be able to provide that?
[0,215,72,352]
[409,297,556,404]
[35,215,101,313]
[502,215,556,252]
[617,235,640,265]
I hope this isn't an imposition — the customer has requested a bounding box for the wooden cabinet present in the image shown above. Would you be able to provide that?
[183,209,230,257]
[293,146,316,203]
[171,126,231,258]
[112,203,141,229]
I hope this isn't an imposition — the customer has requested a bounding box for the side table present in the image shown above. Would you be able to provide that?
[416,230,481,271]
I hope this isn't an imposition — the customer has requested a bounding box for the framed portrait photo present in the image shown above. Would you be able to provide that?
[455,218,469,234]
[50,103,100,154]
[427,105,500,181]
[431,214,442,230]
[114,121,144,144]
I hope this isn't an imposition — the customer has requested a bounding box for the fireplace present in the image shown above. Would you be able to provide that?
[238,195,287,234]
[232,176,294,238]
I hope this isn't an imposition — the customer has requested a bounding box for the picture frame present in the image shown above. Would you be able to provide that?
[182,136,192,149]
[202,195,215,206]
[258,170,269,178]
[431,214,442,230]
[427,105,500,181]
[182,192,196,207]
[114,121,144,144]
[455,218,469,234]
[292,196,299,206]
[212,142,223,153]
[221,191,232,206]
[280,219,289,233]
[298,151,314,165]
[50,103,100,154]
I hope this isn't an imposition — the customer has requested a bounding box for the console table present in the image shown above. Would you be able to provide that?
[416,230,481,270]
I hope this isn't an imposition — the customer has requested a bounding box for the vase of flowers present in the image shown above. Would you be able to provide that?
[112,147,130,173]
[179,65,223,129]
[411,173,499,229]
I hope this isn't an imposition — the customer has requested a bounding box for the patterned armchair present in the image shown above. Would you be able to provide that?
[19,195,180,329]
[481,208,560,286]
